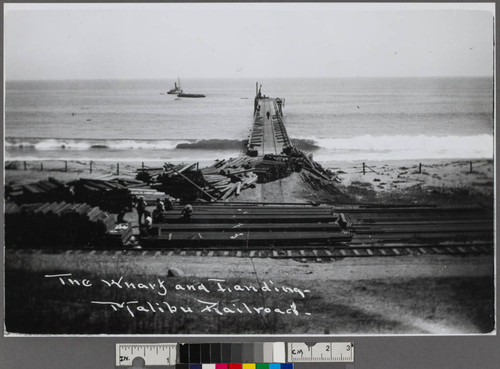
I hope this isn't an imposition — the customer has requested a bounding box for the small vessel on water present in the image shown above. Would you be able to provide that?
[167,78,183,95]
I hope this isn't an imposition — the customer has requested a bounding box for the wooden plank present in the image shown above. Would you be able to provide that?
[141,231,352,246]
[160,214,339,224]
[152,222,341,232]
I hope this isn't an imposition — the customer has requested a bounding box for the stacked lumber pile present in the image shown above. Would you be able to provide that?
[203,173,258,201]
[114,177,170,202]
[202,157,253,175]
[136,163,205,201]
[136,166,167,183]
[156,163,204,200]
[142,203,352,248]
[129,188,169,202]
[4,201,132,248]
[283,146,338,182]
[253,155,294,183]
[68,178,132,213]
[5,177,70,204]
[111,178,148,189]
[202,157,258,200]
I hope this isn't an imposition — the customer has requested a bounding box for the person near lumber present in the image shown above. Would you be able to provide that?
[140,211,153,236]
[181,204,193,222]
[136,196,148,224]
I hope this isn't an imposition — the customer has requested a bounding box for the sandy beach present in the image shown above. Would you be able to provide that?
[4,158,494,207]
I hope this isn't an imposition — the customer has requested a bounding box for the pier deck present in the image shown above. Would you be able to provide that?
[248,96,291,156]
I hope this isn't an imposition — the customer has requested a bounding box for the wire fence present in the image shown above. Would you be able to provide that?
[344,161,480,175]
[5,159,484,179]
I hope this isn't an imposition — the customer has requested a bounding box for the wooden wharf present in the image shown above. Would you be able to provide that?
[247,85,291,156]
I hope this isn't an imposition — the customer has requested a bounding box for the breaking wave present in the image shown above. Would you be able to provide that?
[306,134,494,161]
[5,138,191,151]
[176,139,246,150]
[5,134,493,161]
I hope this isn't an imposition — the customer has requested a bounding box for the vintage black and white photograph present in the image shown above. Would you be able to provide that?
[3,3,495,335]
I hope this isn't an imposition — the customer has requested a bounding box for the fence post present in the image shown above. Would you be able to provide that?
[362,162,366,175]
[142,162,144,171]
[419,163,422,174]
[90,161,93,174]
[24,161,27,170]
[470,161,473,173]
[117,162,120,175]
[40,162,43,171]
[65,161,68,172]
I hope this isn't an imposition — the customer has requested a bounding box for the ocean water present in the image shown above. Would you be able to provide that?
[5,77,494,163]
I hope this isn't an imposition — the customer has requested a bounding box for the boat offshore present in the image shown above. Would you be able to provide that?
[167,77,183,95]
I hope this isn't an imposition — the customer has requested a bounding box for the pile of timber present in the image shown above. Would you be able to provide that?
[5,201,132,249]
[203,173,258,200]
[129,187,170,202]
[136,163,205,201]
[68,178,132,213]
[156,163,204,200]
[201,157,253,175]
[340,206,493,246]
[283,146,338,182]
[300,172,343,195]
[202,157,258,200]
[253,155,295,183]
[141,203,352,248]
[111,178,149,189]
[136,167,165,183]
[5,177,70,204]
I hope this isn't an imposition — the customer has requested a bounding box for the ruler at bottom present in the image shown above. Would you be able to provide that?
[288,342,354,362]
[116,343,177,366]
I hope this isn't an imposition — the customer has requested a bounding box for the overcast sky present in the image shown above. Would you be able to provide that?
[4,3,495,80]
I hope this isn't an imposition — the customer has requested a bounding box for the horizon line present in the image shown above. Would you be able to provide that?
[5,75,494,82]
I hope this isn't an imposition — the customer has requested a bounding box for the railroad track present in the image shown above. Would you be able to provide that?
[6,242,493,262]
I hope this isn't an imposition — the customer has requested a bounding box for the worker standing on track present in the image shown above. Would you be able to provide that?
[136,196,148,225]
[266,111,270,120]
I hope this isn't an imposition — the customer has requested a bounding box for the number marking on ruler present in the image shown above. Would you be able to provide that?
[287,342,354,362]
[116,343,177,366]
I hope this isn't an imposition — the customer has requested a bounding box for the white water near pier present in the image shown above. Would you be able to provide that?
[5,77,494,162]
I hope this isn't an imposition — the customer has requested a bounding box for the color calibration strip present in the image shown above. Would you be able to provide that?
[116,342,354,367]
[177,364,293,369]
[176,343,288,368]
